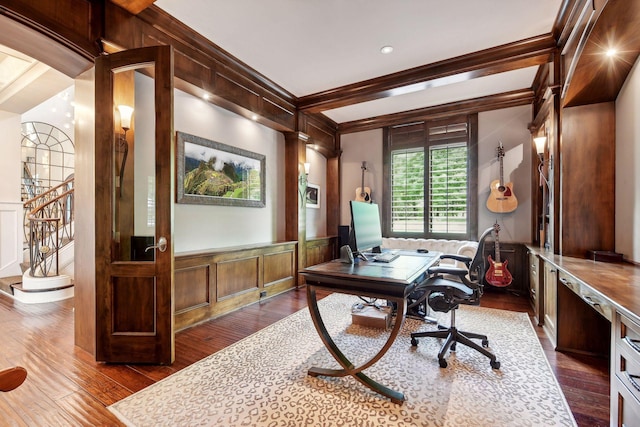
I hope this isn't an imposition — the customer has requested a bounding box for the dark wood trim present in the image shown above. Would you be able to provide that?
[338,89,534,135]
[298,112,339,158]
[109,0,156,15]
[326,155,341,237]
[299,35,555,114]
[134,5,296,104]
[0,2,100,73]
[102,3,298,132]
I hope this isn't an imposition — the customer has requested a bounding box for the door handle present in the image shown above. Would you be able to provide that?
[145,236,167,253]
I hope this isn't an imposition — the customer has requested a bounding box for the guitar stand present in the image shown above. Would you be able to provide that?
[485,284,521,298]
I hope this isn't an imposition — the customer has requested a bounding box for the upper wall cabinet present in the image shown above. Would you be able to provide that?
[562,0,640,107]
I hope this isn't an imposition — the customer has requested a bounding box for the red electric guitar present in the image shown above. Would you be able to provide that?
[485,222,513,287]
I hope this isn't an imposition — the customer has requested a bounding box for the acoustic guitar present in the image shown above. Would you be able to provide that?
[355,161,371,202]
[485,222,513,287]
[486,143,518,213]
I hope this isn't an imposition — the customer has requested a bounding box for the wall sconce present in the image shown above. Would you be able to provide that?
[298,162,311,201]
[533,135,551,189]
[116,105,134,197]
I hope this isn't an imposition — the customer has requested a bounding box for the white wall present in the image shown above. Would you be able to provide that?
[0,112,22,203]
[339,106,533,242]
[478,105,532,243]
[305,147,327,238]
[615,56,640,263]
[172,89,286,253]
[339,128,383,226]
[0,112,23,277]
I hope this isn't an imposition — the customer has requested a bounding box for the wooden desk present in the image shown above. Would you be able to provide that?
[527,248,640,426]
[300,252,440,404]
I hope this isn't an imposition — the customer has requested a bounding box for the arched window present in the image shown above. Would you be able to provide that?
[21,121,74,200]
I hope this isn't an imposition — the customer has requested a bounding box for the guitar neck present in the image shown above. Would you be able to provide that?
[494,238,501,263]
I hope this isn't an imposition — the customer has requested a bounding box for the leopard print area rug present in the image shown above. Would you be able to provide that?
[109,293,576,427]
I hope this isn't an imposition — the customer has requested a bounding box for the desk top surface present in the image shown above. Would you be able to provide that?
[531,247,640,322]
[301,251,440,285]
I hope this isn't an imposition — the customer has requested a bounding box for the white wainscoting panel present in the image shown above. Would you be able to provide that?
[0,202,23,277]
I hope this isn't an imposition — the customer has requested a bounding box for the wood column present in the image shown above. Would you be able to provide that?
[285,132,309,283]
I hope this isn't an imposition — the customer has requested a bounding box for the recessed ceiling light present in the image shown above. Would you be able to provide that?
[251,114,258,121]
[380,45,394,54]
[203,93,210,100]
[606,48,617,57]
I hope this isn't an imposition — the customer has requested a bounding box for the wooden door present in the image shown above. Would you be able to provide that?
[95,46,175,364]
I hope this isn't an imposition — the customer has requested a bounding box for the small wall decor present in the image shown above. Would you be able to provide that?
[176,131,265,207]
[306,183,320,209]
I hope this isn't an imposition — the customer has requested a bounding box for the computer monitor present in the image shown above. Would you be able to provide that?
[349,200,383,259]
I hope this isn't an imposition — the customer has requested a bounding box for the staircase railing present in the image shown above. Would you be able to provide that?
[23,177,74,277]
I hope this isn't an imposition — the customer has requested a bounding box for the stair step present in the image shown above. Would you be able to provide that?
[0,276,22,295]
[11,281,74,293]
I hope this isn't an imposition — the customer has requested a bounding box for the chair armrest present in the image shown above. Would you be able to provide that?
[427,266,468,277]
[440,254,472,265]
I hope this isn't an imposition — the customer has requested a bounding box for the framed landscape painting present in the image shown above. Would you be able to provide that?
[176,131,266,207]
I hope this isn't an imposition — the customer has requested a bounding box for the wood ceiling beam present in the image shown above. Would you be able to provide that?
[110,0,156,15]
[299,35,555,114]
[337,88,534,135]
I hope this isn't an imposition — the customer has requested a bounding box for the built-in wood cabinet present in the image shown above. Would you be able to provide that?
[612,312,640,426]
[528,250,542,325]
[542,259,557,347]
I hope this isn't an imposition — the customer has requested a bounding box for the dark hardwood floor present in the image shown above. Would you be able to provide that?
[0,286,609,426]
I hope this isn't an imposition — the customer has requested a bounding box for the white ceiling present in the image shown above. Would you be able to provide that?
[0,1,563,123]
[155,0,563,123]
[0,44,73,115]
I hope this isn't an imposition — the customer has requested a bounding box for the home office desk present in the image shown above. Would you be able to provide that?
[528,247,640,425]
[300,252,440,404]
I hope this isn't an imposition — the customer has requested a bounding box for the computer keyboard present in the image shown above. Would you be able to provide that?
[373,251,399,263]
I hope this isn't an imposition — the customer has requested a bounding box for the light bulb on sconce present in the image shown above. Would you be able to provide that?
[533,135,551,189]
[117,105,134,132]
[533,136,546,158]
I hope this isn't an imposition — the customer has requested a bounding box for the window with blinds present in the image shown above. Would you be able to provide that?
[383,115,477,239]
[429,142,467,233]
[391,148,425,233]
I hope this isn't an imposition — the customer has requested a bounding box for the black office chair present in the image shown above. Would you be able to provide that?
[410,227,500,369]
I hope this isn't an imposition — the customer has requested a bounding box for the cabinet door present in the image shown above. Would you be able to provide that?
[528,251,542,325]
[543,261,557,346]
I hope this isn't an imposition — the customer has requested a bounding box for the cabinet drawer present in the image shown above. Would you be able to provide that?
[612,376,640,427]
[558,271,613,321]
[615,314,640,404]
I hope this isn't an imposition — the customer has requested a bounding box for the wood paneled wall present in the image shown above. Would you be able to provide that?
[305,236,338,267]
[174,242,297,331]
[560,103,615,257]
